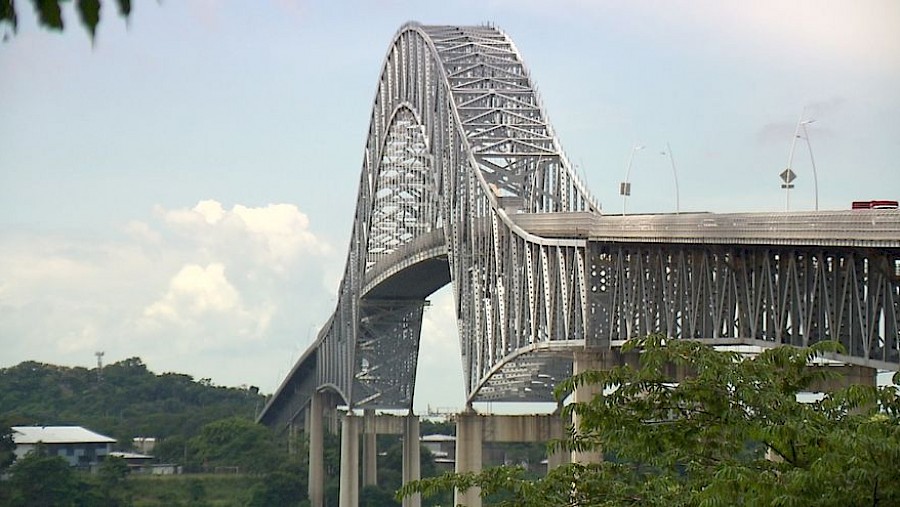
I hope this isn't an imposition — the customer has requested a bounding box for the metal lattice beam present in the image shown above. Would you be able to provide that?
[258,23,900,431]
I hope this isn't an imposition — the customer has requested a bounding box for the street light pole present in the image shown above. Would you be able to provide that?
[799,121,819,211]
[663,142,681,214]
[784,112,804,211]
[620,144,644,215]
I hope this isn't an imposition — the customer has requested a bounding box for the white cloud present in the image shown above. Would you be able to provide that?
[157,199,330,272]
[508,0,900,71]
[414,287,466,413]
[0,200,337,392]
[144,263,241,321]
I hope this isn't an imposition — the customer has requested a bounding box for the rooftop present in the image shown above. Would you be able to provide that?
[12,426,116,445]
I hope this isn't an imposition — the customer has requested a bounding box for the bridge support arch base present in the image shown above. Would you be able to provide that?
[454,412,483,507]
[363,410,377,486]
[571,350,611,464]
[402,415,421,507]
[308,391,324,507]
[339,412,360,507]
[808,364,878,392]
[452,412,566,505]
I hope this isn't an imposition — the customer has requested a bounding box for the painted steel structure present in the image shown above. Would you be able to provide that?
[258,23,900,431]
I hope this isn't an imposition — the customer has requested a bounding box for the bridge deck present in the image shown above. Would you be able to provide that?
[510,210,900,248]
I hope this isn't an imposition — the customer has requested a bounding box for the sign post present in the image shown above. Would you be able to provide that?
[780,168,796,211]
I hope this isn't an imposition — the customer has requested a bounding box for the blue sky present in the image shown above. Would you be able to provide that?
[1,1,898,412]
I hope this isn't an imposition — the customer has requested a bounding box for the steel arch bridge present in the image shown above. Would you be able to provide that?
[259,23,900,430]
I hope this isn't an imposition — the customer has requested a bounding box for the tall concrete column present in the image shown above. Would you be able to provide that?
[308,392,325,507]
[546,408,570,471]
[339,412,360,507]
[402,414,421,507]
[454,411,483,507]
[571,350,603,464]
[809,364,878,392]
[363,409,378,486]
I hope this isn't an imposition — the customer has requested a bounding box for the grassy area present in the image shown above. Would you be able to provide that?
[130,474,263,506]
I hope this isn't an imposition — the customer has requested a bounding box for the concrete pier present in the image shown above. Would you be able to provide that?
[451,412,566,506]
[454,411,483,507]
[308,392,324,507]
[402,415,421,507]
[339,413,359,507]
[363,409,377,486]
[571,350,604,464]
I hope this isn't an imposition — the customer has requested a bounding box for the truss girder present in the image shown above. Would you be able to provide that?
[261,23,900,431]
[305,23,599,408]
[586,243,900,367]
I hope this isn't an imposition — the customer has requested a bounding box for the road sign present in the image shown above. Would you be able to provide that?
[780,168,797,184]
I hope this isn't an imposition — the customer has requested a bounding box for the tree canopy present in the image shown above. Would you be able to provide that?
[401,337,900,506]
[0,357,265,456]
[1,0,131,40]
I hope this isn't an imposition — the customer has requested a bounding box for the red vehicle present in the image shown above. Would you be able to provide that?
[852,200,899,210]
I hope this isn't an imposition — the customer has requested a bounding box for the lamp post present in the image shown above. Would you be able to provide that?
[661,142,681,214]
[620,144,644,215]
[798,120,819,211]
[782,113,804,211]
[783,113,818,211]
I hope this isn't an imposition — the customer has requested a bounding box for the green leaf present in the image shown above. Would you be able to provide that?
[31,0,64,30]
[76,0,100,39]
[116,0,130,17]
[1,0,18,32]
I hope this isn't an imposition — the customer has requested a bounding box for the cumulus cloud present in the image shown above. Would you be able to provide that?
[0,200,337,392]
[144,263,241,322]
[414,287,466,412]
[139,262,277,354]
[155,199,330,272]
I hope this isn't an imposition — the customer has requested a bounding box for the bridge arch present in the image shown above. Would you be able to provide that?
[259,23,900,432]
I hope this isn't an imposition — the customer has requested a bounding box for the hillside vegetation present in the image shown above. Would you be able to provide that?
[0,358,264,459]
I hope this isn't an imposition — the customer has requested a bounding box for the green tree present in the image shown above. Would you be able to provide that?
[94,455,131,506]
[1,0,131,40]
[7,450,80,507]
[400,336,900,506]
[0,358,266,458]
[247,459,309,507]
[0,422,15,472]
[189,417,281,474]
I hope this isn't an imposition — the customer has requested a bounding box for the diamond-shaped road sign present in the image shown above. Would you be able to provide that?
[780,168,797,184]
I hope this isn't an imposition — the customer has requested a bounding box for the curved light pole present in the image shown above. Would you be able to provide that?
[661,142,681,214]
[620,144,644,215]
[799,120,819,210]
[783,113,804,211]
[783,112,818,211]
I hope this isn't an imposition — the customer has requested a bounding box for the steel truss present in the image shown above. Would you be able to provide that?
[587,244,900,367]
[260,23,900,429]
[307,22,598,409]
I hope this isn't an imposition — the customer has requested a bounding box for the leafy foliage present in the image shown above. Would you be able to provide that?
[0,421,15,472]
[6,449,81,506]
[1,0,132,40]
[247,459,310,507]
[187,417,282,474]
[0,357,266,458]
[400,337,900,506]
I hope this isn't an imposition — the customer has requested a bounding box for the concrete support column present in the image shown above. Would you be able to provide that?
[546,410,570,472]
[308,392,324,507]
[363,409,378,487]
[454,411,483,507]
[339,412,360,507]
[809,364,878,392]
[571,350,603,464]
[402,414,421,507]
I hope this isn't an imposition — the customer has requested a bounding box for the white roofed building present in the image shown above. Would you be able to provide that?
[12,426,116,468]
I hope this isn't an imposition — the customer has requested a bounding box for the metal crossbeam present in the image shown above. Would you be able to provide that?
[258,23,900,432]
